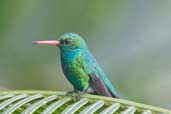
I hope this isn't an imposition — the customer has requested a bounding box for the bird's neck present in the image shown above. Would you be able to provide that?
[60,49,87,60]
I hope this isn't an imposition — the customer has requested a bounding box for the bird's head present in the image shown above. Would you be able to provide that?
[32,33,87,51]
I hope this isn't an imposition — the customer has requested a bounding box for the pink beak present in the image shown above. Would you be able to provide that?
[32,40,60,46]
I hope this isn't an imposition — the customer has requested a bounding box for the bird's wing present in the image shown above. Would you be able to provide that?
[76,51,119,98]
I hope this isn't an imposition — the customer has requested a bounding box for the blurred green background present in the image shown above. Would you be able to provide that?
[0,0,171,109]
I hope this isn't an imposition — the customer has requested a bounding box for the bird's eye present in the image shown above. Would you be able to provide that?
[64,39,72,44]
[60,40,65,44]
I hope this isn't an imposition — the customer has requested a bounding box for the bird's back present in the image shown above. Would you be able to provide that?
[83,50,119,97]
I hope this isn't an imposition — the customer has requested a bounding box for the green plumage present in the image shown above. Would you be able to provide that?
[61,50,89,91]
[58,33,119,98]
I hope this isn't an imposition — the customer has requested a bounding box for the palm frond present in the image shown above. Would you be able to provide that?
[0,90,170,114]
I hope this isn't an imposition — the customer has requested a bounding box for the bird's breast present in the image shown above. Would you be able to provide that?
[60,51,89,91]
[60,51,80,72]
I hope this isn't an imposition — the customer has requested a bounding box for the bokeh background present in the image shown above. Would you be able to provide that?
[0,0,171,109]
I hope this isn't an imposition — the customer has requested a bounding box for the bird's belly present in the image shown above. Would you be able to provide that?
[62,62,89,91]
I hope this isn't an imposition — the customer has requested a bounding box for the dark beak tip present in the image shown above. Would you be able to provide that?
[32,41,37,44]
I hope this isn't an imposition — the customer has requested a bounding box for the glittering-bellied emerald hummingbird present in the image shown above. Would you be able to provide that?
[32,33,119,99]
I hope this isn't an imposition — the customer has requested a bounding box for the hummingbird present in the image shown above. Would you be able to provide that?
[32,33,119,99]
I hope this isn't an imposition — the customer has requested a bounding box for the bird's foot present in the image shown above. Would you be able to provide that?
[65,90,79,97]
[76,88,94,100]
[65,90,85,100]
[65,91,81,100]
[76,88,96,100]
[75,91,85,100]
[65,88,93,100]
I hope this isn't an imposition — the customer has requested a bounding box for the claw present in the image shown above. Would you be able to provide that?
[75,90,87,100]
[76,95,81,100]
